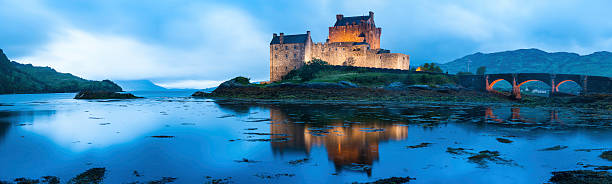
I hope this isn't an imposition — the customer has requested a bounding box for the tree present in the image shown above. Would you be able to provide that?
[476,66,486,75]
[282,59,330,81]
[419,63,443,73]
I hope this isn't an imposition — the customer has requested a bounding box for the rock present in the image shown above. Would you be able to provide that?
[407,142,432,149]
[600,151,612,161]
[303,82,347,89]
[267,82,304,88]
[338,81,359,88]
[353,176,415,184]
[496,138,513,143]
[74,91,141,99]
[407,85,432,90]
[67,168,106,184]
[549,170,612,184]
[385,82,407,91]
[539,145,569,151]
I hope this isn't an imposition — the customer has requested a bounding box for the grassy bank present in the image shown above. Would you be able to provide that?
[278,59,455,87]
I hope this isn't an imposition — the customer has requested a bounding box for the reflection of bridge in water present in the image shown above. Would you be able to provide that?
[484,107,561,124]
[269,108,408,176]
[459,73,612,99]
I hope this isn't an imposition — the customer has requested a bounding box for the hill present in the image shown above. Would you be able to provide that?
[114,80,166,91]
[0,49,122,94]
[440,49,612,76]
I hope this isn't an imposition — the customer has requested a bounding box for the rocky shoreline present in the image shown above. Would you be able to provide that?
[193,77,612,109]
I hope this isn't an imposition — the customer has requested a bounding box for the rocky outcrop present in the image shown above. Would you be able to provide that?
[74,91,141,99]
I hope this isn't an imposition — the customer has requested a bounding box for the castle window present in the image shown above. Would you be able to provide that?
[275,46,278,50]
[294,45,297,50]
[275,54,277,58]
[342,48,345,50]
[293,54,296,58]
[335,48,338,51]
[285,46,288,50]
[285,54,288,58]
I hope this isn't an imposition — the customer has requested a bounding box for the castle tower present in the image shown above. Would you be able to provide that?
[328,11,381,49]
[269,31,312,82]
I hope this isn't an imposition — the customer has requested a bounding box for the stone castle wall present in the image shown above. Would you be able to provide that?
[308,42,409,70]
[270,42,307,82]
[328,24,381,50]
[270,41,410,82]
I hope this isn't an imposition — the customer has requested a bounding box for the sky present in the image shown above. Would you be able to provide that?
[1,0,612,88]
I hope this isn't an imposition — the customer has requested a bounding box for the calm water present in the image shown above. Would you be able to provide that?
[0,91,611,183]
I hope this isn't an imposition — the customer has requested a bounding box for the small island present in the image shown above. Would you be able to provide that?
[74,91,142,99]
[193,60,612,110]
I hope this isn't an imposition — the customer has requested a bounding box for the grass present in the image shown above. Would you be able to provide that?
[280,70,455,88]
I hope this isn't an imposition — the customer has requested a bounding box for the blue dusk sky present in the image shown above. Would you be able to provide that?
[1,0,611,88]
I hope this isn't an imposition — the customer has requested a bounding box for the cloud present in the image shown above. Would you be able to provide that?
[5,0,612,88]
[16,3,269,88]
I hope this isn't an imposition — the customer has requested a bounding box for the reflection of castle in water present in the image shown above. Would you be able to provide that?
[269,108,408,175]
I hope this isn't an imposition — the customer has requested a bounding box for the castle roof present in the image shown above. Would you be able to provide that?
[270,34,309,45]
[334,15,371,26]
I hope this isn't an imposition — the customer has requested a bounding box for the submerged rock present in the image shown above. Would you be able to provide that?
[496,138,513,143]
[407,143,432,149]
[539,145,569,151]
[352,176,415,184]
[74,91,141,99]
[600,151,612,161]
[549,170,612,184]
[67,168,106,184]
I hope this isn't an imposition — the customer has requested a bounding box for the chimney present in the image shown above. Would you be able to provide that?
[279,33,284,44]
[336,14,344,21]
[306,31,311,37]
[369,11,374,19]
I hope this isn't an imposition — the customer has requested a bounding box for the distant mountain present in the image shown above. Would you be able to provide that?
[0,49,122,94]
[440,48,612,76]
[114,80,167,91]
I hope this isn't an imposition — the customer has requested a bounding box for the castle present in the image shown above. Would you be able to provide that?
[269,11,410,82]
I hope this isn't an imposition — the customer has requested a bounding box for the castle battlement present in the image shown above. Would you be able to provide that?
[269,11,410,82]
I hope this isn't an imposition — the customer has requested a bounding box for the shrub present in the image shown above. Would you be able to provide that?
[232,76,250,85]
[282,59,330,81]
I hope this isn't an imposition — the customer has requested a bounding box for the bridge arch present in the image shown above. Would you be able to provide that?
[487,79,512,93]
[518,80,552,96]
[555,80,582,94]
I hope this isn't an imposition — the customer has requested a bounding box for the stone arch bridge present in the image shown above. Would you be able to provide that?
[458,73,612,99]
